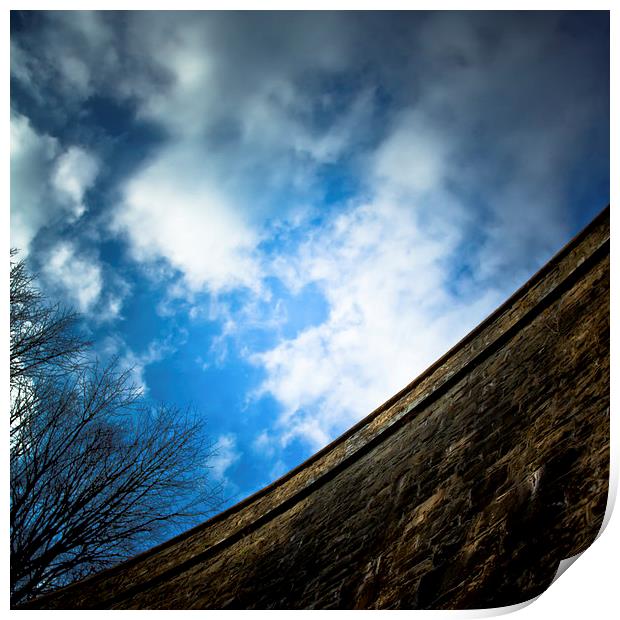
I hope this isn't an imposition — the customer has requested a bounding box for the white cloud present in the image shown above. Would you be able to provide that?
[10,112,59,253]
[10,13,372,298]
[374,110,450,196]
[113,142,262,294]
[252,195,504,450]
[43,242,103,313]
[102,333,184,395]
[11,13,605,279]
[251,430,276,459]
[201,13,606,455]
[101,295,124,322]
[11,111,99,254]
[248,11,604,452]
[40,242,128,322]
[52,146,99,219]
[210,434,241,482]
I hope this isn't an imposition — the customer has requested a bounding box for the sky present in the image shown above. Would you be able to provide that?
[9,10,609,514]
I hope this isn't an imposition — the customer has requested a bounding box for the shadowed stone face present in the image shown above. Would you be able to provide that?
[26,208,609,610]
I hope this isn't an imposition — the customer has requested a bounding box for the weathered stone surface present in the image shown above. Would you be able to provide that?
[27,207,610,610]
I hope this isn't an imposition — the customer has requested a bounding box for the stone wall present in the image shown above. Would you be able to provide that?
[28,207,610,610]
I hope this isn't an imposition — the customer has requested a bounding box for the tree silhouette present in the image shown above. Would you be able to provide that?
[10,252,221,606]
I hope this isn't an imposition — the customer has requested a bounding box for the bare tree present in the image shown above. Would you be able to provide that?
[10,252,222,606]
[10,250,86,383]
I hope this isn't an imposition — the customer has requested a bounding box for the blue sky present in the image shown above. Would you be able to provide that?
[10,11,609,513]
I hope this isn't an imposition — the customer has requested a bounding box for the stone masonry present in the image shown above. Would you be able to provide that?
[26,206,610,609]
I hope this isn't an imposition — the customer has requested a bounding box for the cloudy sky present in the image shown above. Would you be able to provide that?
[10,10,609,509]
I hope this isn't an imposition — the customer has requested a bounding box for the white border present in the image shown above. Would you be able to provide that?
[3,3,615,618]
